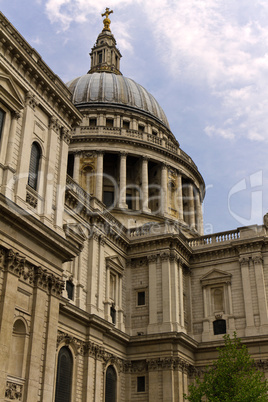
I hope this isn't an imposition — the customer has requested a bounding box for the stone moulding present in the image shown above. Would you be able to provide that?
[5,381,23,401]
[0,247,64,296]
[56,330,197,376]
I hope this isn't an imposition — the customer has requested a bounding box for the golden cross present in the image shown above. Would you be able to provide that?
[101,8,113,19]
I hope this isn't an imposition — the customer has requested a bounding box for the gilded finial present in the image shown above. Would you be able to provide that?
[101,7,113,31]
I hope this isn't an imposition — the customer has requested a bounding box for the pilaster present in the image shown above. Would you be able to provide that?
[177,173,183,221]
[253,254,268,332]
[148,254,158,334]
[161,163,168,216]
[95,151,104,202]
[119,152,128,209]
[142,157,151,213]
[0,250,22,401]
[2,111,21,201]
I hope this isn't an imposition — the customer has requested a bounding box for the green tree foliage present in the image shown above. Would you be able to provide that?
[184,333,268,401]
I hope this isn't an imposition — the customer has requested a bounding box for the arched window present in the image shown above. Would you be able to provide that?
[55,346,73,402]
[105,365,117,402]
[28,142,41,190]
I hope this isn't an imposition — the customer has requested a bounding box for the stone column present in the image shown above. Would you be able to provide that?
[24,268,49,402]
[253,254,268,331]
[42,283,62,402]
[4,111,21,166]
[41,116,59,225]
[94,357,103,401]
[54,128,70,231]
[87,233,99,314]
[148,361,160,402]
[148,255,158,334]
[83,351,95,402]
[161,252,172,332]
[162,361,175,402]
[0,250,22,400]
[2,111,21,200]
[170,254,180,331]
[178,369,184,402]
[119,152,128,209]
[161,164,168,215]
[240,257,255,333]
[95,151,104,201]
[15,92,37,205]
[188,183,195,229]
[178,260,185,328]
[195,190,203,234]
[72,152,80,183]
[97,237,105,314]
[177,173,183,221]
[142,157,151,213]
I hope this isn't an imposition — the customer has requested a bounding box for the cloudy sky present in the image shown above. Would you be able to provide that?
[2,0,268,234]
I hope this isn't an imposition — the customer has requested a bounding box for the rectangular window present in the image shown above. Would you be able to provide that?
[67,154,74,177]
[137,376,145,392]
[98,51,103,64]
[0,108,5,142]
[106,118,114,128]
[89,118,97,127]
[138,124,145,132]
[123,120,130,129]
[66,280,74,300]
[137,291,145,306]
[103,191,114,208]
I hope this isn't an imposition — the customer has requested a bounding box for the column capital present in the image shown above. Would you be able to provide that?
[147,254,158,263]
[161,162,168,170]
[11,110,21,120]
[253,253,263,265]
[239,256,250,266]
[120,151,128,157]
[25,91,38,110]
[61,127,71,144]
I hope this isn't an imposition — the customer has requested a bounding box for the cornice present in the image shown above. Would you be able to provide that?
[0,194,80,261]
[0,247,64,296]
[0,13,82,127]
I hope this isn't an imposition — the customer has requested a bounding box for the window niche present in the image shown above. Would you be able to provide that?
[200,269,234,340]
[105,365,117,402]
[137,290,146,306]
[104,256,125,330]
[8,319,28,379]
[55,346,73,402]
[137,376,146,393]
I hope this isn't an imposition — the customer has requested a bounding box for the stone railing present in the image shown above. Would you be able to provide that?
[66,175,91,204]
[128,221,183,238]
[188,229,240,248]
[77,126,179,155]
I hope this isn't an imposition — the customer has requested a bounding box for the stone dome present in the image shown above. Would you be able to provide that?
[66,72,170,128]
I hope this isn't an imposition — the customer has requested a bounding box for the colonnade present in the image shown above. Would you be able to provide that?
[72,151,203,232]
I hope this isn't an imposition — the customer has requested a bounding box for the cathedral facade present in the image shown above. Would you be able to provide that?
[0,9,268,402]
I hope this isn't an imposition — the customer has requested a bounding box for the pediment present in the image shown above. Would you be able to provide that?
[106,255,125,273]
[0,73,24,111]
[200,269,232,286]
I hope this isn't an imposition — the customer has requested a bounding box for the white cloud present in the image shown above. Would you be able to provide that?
[44,0,268,142]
